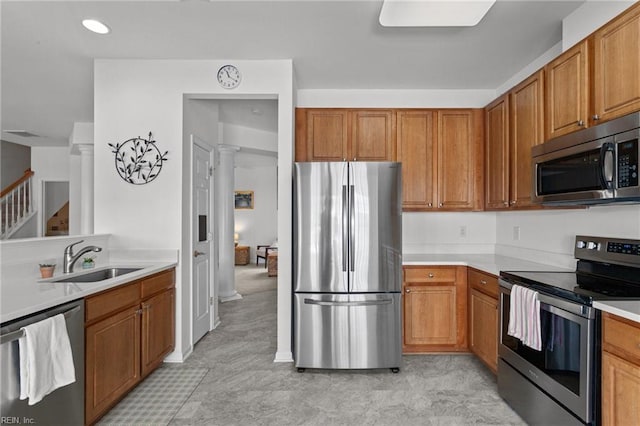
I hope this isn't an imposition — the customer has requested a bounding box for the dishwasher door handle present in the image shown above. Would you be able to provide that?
[0,304,82,344]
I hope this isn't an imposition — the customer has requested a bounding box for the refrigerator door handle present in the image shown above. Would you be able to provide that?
[342,184,348,272]
[304,298,393,307]
[349,184,355,272]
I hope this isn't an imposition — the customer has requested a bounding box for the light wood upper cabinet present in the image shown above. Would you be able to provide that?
[396,110,436,210]
[295,108,395,162]
[545,40,590,139]
[510,70,545,209]
[403,266,468,353]
[485,95,510,210]
[437,110,484,211]
[593,2,640,124]
[302,109,349,162]
[351,110,396,161]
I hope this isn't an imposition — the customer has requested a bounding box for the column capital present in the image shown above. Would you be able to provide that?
[77,144,94,155]
[217,144,240,154]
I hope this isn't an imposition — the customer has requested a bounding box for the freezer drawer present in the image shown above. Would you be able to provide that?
[294,293,401,370]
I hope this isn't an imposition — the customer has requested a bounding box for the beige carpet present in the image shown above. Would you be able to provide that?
[235,263,277,295]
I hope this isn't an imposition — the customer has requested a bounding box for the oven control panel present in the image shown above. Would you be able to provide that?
[576,235,640,266]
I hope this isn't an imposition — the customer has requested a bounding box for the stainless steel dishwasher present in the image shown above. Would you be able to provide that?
[0,299,84,425]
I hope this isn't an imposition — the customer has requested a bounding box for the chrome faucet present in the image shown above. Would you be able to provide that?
[63,240,103,273]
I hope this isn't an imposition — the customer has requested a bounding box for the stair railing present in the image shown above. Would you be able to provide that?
[1,169,35,238]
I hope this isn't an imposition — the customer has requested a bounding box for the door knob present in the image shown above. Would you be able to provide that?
[194,250,206,257]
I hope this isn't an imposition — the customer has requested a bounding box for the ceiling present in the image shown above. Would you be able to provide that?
[1,0,584,147]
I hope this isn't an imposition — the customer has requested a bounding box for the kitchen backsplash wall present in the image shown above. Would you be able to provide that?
[403,211,496,254]
[495,205,640,269]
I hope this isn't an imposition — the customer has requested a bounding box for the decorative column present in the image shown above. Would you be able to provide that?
[78,144,94,235]
[217,145,242,302]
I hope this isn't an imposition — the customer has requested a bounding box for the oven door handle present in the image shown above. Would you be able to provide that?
[499,280,594,319]
[600,142,615,190]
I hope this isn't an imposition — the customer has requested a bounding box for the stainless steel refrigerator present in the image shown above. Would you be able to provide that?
[293,161,402,371]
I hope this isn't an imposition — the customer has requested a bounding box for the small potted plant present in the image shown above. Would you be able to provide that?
[82,256,96,269]
[39,263,56,278]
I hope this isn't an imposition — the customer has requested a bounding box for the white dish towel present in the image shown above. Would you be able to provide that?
[18,313,76,405]
[507,284,542,351]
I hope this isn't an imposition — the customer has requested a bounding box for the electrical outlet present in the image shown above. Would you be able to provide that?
[459,226,467,238]
[513,226,520,241]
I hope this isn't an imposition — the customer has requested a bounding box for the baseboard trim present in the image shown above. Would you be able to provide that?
[274,351,294,363]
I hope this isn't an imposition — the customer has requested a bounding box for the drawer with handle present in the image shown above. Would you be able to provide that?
[404,266,457,283]
[468,268,498,298]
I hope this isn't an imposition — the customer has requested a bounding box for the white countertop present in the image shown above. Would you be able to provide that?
[1,262,177,323]
[593,300,640,323]
[404,254,640,324]
[402,253,572,276]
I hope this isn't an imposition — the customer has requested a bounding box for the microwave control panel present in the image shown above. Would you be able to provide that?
[618,139,638,188]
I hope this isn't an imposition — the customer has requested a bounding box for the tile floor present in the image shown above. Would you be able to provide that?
[105,265,526,425]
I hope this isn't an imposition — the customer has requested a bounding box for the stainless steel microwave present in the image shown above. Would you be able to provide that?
[532,112,640,205]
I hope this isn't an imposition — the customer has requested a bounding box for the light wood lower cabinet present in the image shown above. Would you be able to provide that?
[601,313,640,426]
[85,304,141,425]
[141,288,176,377]
[467,268,499,373]
[85,268,175,425]
[402,266,467,352]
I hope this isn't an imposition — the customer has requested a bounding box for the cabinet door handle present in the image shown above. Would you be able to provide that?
[503,201,509,206]
[577,119,584,127]
[438,203,443,208]
[480,280,487,285]
[510,200,516,205]
[136,309,143,315]
[405,288,411,293]
[428,273,434,278]
[592,114,600,121]
[427,203,433,207]
[353,157,357,161]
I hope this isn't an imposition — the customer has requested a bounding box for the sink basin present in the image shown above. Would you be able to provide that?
[51,267,143,283]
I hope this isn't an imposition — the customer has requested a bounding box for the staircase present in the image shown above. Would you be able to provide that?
[1,169,36,239]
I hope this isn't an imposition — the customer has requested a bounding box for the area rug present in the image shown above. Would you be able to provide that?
[97,367,208,426]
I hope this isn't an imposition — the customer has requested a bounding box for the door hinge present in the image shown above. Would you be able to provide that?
[209,166,214,177]
[210,296,215,305]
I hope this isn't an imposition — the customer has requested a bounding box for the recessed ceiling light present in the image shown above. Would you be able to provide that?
[379,0,496,27]
[82,19,110,35]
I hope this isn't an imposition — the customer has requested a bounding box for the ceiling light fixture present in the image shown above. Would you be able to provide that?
[379,0,496,27]
[82,19,110,34]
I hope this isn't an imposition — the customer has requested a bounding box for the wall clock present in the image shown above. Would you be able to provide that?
[217,64,241,89]
[108,132,168,185]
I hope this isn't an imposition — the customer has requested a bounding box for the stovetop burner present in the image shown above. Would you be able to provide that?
[500,235,640,306]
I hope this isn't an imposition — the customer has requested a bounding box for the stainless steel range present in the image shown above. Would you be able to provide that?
[498,235,640,426]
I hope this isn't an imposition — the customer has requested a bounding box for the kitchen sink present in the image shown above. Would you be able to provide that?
[51,267,143,283]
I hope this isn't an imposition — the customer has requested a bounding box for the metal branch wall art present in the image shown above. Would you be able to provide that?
[108,132,168,185]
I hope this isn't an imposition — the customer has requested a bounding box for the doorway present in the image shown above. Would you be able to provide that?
[191,136,215,345]
[42,180,69,237]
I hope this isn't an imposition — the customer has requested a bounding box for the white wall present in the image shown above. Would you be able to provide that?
[222,122,278,153]
[298,89,495,108]
[495,205,640,269]
[235,165,278,261]
[403,212,496,254]
[1,141,30,188]
[562,1,636,51]
[31,147,70,238]
[94,59,294,363]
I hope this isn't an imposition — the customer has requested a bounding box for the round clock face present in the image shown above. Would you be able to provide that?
[217,65,241,89]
